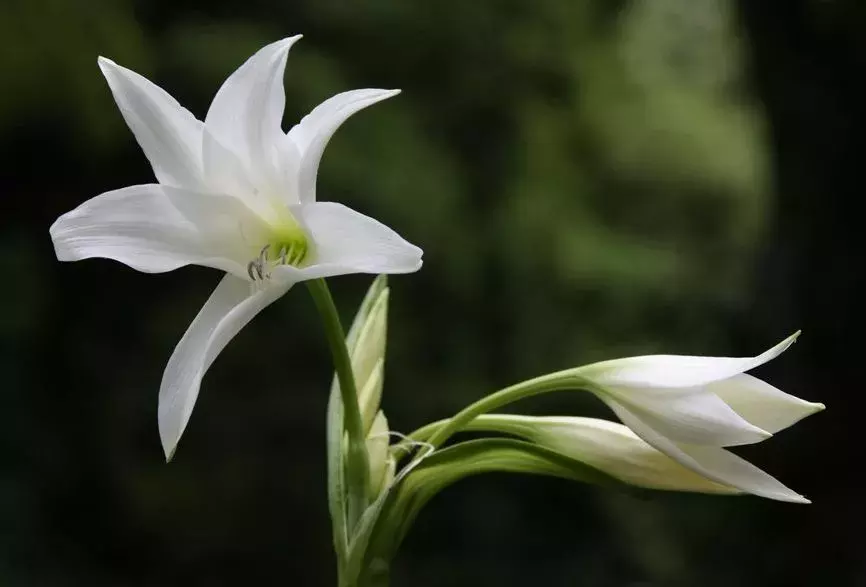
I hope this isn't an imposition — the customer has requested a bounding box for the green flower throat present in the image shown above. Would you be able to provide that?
[247,219,311,281]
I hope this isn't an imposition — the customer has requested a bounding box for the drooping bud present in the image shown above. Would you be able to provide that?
[502,416,735,494]
[459,414,810,502]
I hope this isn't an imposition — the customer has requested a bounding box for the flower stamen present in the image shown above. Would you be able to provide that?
[247,244,271,282]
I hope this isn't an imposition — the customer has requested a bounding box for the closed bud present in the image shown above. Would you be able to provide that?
[331,276,390,434]
[351,288,388,409]
[464,414,810,503]
[366,411,395,498]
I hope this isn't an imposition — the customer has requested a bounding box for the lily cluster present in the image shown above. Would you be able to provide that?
[50,36,824,587]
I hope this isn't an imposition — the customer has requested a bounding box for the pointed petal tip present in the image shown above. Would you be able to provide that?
[160,425,179,463]
[374,89,402,102]
[777,330,801,352]
[97,56,118,75]
[353,88,402,101]
[761,482,811,504]
[749,490,812,504]
[779,492,811,504]
[277,34,303,49]
[730,420,773,445]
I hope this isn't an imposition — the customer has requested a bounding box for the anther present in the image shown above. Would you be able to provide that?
[258,244,271,263]
[247,244,273,282]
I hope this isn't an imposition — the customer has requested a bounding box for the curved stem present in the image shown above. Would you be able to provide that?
[401,370,594,454]
[307,278,370,531]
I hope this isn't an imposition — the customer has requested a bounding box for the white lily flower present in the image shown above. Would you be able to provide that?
[575,332,824,502]
[465,415,740,495]
[49,37,423,460]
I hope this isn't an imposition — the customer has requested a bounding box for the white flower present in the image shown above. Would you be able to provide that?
[49,37,423,460]
[465,415,742,495]
[575,332,824,502]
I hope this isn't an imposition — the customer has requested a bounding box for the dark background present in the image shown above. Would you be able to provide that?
[1,0,863,585]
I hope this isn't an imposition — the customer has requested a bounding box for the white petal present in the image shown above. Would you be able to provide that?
[288,89,400,203]
[98,57,203,190]
[158,274,293,460]
[201,127,258,200]
[204,36,302,195]
[161,186,271,276]
[708,374,825,434]
[581,333,799,389]
[602,387,771,446]
[608,400,810,503]
[50,184,243,275]
[517,416,738,494]
[275,133,303,205]
[298,202,422,274]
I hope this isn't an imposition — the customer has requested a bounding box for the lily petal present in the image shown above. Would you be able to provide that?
[205,36,302,197]
[602,388,771,447]
[201,127,258,202]
[98,58,203,190]
[498,416,738,495]
[298,202,422,274]
[582,333,799,389]
[607,400,809,503]
[288,89,401,203]
[708,374,825,434]
[158,274,293,460]
[50,184,242,275]
[161,186,271,277]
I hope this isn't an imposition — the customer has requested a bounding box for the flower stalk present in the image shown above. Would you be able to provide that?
[307,278,370,531]
[404,370,593,452]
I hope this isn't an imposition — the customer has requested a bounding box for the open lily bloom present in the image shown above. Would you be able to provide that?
[49,37,422,459]
[576,332,824,502]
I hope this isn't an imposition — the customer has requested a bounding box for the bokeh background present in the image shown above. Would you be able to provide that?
[2,0,863,585]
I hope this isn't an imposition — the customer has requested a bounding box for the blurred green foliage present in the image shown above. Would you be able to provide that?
[1,0,849,585]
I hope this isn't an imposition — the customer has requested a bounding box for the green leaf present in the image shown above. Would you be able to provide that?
[345,483,394,585]
[364,438,623,569]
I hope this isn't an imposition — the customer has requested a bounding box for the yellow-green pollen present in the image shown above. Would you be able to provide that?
[246,217,311,281]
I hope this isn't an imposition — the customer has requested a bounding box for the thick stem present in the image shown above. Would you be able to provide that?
[307,278,370,532]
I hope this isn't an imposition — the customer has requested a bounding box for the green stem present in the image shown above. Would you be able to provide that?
[307,278,370,532]
[399,370,594,454]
